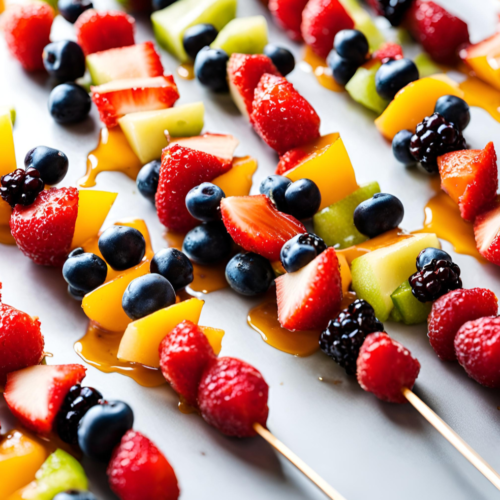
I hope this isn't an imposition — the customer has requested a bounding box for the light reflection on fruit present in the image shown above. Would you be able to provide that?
[301,46,344,92]
[177,63,195,80]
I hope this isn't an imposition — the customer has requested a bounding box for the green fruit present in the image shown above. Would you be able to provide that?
[339,0,384,51]
[118,102,205,164]
[346,62,389,114]
[414,53,441,78]
[0,105,16,125]
[40,0,58,11]
[351,233,440,321]
[75,73,92,93]
[211,16,268,56]
[390,280,432,325]
[151,0,237,62]
[313,181,380,248]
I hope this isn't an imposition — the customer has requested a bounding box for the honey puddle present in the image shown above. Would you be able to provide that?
[301,46,344,92]
[177,63,195,80]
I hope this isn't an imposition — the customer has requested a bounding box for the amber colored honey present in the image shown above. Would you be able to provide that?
[0,225,15,245]
[177,63,195,80]
[302,46,344,92]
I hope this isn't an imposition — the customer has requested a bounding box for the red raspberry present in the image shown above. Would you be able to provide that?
[269,0,309,42]
[455,316,500,388]
[372,42,404,63]
[159,320,216,407]
[108,430,180,500]
[198,357,269,437]
[428,288,498,361]
[357,332,420,403]
[3,3,55,71]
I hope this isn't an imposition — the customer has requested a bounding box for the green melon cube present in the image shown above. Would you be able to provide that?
[340,0,384,51]
[346,62,389,115]
[414,53,441,78]
[390,280,432,325]
[211,16,268,56]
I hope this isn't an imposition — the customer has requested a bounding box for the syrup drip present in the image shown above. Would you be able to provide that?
[301,46,344,92]
[177,63,195,80]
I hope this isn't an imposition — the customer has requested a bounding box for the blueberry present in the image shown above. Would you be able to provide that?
[53,491,97,500]
[68,247,84,258]
[259,175,291,212]
[24,146,69,185]
[327,50,359,86]
[284,179,321,219]
[152,0,178,11]
[136,159,160,204]
[68,285,85,301]
[150,248,193,290]
[63,252,107,293]
[57,0,92,23]
[333,29,368,66]
[353,193,404,238]
[78,401,134,461]
[48,83,91,124]
[182,222,232,265]
[98,226,146,271]
[263,44,295,76]
[375,58,419,100]
[186,182,225,222]
[225,253,274,296]
[42,41,85,82]
[183,24,218,60]
[434,95,470,131]
[280,233,327,273]
[416,247,452,271]
[194,47,229,92]
[392,130,415,165]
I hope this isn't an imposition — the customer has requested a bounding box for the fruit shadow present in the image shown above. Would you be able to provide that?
[82,456,120,500]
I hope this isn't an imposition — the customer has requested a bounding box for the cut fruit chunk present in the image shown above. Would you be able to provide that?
[390,280,431,325]
[414,53,440,78]
[351,233,440,321]
[0,110,16,176]
[474,196,500,266]
[212,156,257,197]
[169,133,239,162]
[152,0,237,62]
[117,298,204,367]
[313,181,380,248]
[118,102,205,165]
[462,32,500,91]
[198,325,224,355]
[339,0,384,51]
[338,253,352,295]
[211,16,268,56]
[345,61,388,114]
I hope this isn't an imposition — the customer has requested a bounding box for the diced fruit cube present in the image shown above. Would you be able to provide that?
[345,62,389,114]
[212,156,258,197]
[390,280,431,325]
[338,253,352,295]
[414,53,440,78]
[211,16,268,56]
[198,326,224,355]
[462,33,500,91]
[0,110,16,177]
[474,197,500,266]
[313,181,380,248]
[339,0,384,51]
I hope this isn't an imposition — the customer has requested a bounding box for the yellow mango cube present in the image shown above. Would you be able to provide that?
[338,253,352,295]
[212,156,257,197]
[0,111,16,177]
[199,325,224,355]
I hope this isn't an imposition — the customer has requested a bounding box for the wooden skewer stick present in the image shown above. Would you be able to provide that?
[253,423,347,500]
[402,387,500,490]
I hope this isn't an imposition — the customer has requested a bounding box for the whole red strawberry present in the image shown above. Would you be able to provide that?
[269,0,309,41]
[455,316,500,388]
[108,430,180,500]
[10,187,79,267]
[198,357,269,437]
[3,3,55,71]
[357,332,420,403]
[428,288,498,361]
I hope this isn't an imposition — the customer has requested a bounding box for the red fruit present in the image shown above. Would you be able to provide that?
[221,195,306,261]
[372,42,404,63]
[276,247,342,331]
[406,0,470,65]
[75,9,135,55]
[301,0,354,59]
[4,364,86,434]
[473,196,500,265]
[10,187,79,267]
[250,74,321,155]
[357,332,420,403]
[159,320,216,407]
[198,357,269,437]
[227,54,280,118]
[92,76,180,128]
[428,288,498,361]
[269,0,309,41]
[3,3,55,72]
[108,430,180,500]
[438,142,498,222]
[455,316,500,388]
[275,148,309,175]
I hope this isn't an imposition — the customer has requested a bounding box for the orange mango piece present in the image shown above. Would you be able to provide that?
[337,253,351,295]
[212,156,257,197]
[0,110,16,229]
[198,325,224,355]
[462,33,500,91]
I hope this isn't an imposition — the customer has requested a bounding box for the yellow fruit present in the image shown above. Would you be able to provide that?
[198,325,224,355]
[338,253,351,295]
[117,298,205,367]
[0,199,11,226]
[0,110,16,177]
[462,33,500,91]
[212,156,257,197]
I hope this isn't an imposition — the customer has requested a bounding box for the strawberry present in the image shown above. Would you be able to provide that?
[92,76,180,128]
[108,430,180,500]
[2,3,55,72]
[4,364,86,434]
[75,9,135,56]
[438,143,497,222]
[473,196,500,265]
[372,42,404,63]
[10,187,79,267]
[406,0,470,65]
[276,148,309,175]
[269,0,309,41]
[221,195,306,261]
[227,54,280,118]
[250,74,321,155]
[276,247,342,330]
[301,0,354,59]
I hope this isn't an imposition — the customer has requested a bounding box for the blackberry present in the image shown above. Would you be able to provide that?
[409,259,462,303]
[0,168,45,208]
[409,113,467,173]
[319,299,384,375]
[372,0,414,26]
[56,384,103,444]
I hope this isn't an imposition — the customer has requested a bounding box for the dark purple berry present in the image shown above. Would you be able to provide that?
[0,168,45,208]
[409,259,462,302]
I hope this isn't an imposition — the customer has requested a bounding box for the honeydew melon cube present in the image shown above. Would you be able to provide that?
[390,280,432,325]
[211,16,268,56]
[346,62,389,115]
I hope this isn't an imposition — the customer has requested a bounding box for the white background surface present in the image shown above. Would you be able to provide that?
[1,1,500,499]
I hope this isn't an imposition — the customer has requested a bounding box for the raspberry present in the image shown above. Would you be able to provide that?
[269,0,309,42]
[1,168,45,208]
[428,288,498,361]
[372,42,404,63]
[367,0,413,26]
[357,332,421,403]
[159,320,216,407]
[108,430,180,500]
[198,357,269,437]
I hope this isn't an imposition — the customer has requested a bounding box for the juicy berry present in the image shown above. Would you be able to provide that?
[194,47,229,92]
[474,197,500,265]
[150,248,193,291]
[284,178,321,220]
[269,0,309,42]
[136,160,160,204]
[375,58,419,101]
[42,41,86,82]
[58,0,93,24]
[0,168,45,208]
[182,222,233,265]
[53,491,97,500]
[434,95,470,132]
[25,146,69,185]
[333,29,368,66]
[259,175,292,212]
[263,44,295,76]
[372,42,404,63]
[62,252,107,294]
[416,247,451,271]
[280,233,326,273]
[183,24,218,60]
[48,83,91,125]
[225,252,275,296]
[98,225,146,271]
[327,51,359,86]
[392,130,415,165]
[353,193,404,238]
[367,0,413,26]
[185,182,225,222]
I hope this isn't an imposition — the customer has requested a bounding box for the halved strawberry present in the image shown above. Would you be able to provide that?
[474,197,500,265]
[92,76,180,128]
[438,142,497,222]
[276,247,342,330]
[276,148,309,175]
[221,195,306,261]
[4,364,86,434]
[269,0,309,41]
